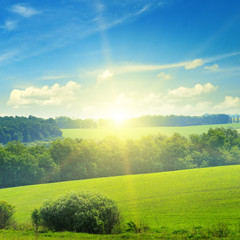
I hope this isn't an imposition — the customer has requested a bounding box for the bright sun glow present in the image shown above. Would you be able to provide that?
[112,111,127,125]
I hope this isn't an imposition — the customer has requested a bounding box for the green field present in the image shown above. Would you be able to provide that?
[61,123,240,139]
[0,230,165,240]
[1,165,240,230]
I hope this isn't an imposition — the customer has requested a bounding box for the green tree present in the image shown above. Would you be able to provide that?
[49,138,76,165]
[0,201,15,229]
[60,140,97,181]
[96,136,124,177]
[160,133,190,171]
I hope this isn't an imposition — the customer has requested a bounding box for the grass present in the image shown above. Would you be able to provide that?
[2,224,240,239]
[0,230,203,240]
[61,123,240,139]
[1,226,240,239]
[1,165,240,231]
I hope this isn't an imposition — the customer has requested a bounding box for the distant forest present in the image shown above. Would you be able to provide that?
[0,116,62,144]
[0,114,234,145]
[1,127,240,188]
[56,114,232,129]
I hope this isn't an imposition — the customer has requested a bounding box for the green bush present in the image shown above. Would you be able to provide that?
[209,222,230,238]
[36,192,121,234]
[126,221,150,233]
[31,209,41,232]
[0,201,15,229]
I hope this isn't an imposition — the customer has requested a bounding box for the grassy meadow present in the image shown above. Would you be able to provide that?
[1,165,240,230]
[61,123,240,140]
[0,231,177,240]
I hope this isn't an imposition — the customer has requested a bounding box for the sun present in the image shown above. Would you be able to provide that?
[112,111,127,125]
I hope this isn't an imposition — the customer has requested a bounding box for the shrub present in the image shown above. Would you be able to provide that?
[31,209,41,232]
[126,221,150,233]
[0,201,15,229]
[209,222,230,238]
[36,192,121,234]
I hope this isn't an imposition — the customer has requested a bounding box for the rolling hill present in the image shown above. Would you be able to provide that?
[1,165,240,229]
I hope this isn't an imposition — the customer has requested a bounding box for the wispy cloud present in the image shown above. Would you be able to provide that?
[94,1,162,32]
[204,64,219,71]
[0,2,160,67]
[1,1,163,66]
[117,59,201,72]
[92,50,240,79]
[157,72,172,80]
[93,59,204,78]
[0,51,18,63]
[97,69,113,84]
[10,4,40,18]
[137,5,150,15]
[39,75,71,81]
[0,20,17,31]
[204,51,240,63]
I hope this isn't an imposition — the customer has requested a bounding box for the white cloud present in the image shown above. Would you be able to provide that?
[90,52,240,79]
[135,92,212,116]
[137,94,192,116]
[157,72,171,80]
[1,20,17,31]
[168,83,217,98]
[137,5,150,15]
[214,96,240,113]
[97,69,113,84]
[96,58,204,76]
[8,81,81,108]
[122,58,204,72]
[204,64,219,71]
[184,59,204,69]
[39,75,70,80]
[181,101,211,113]
[10,4,40,18]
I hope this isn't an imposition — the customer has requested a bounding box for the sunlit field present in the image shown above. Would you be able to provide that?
[61,123,240,139]
[1,165,240,230]
[0,231,169,240]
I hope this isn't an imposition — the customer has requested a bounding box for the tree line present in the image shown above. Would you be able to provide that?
[56,116,97,128]
[0,116,62,144]
[56,114,231,128]
[126,114,231,127]
[1,127,240,188]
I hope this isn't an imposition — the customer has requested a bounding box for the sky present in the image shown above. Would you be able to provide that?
[1,0,240,120]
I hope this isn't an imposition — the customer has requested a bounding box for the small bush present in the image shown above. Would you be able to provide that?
[36,191,121,234]
[172,229,188,235]
[31,209,41,232]
[209,222,230,238]
[0,201,15,229]
[126,221,150,233]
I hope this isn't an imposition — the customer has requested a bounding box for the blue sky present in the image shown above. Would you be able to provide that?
[1,0,240,119]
